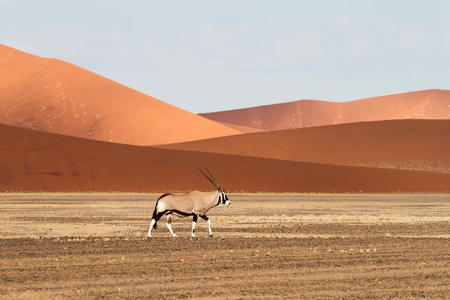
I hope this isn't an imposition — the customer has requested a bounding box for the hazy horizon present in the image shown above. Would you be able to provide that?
[1,0,449,113]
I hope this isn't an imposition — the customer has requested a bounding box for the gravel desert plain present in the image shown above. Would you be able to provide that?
[1,193,449,299]
[1,45,449,299]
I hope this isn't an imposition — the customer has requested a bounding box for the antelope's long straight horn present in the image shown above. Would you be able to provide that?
[201,163,221,189]
[193,164,220,189]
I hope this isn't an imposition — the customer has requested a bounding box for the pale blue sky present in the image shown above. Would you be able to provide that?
[1,0,449,113]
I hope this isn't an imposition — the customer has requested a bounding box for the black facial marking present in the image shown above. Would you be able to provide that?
[220,190,229,204]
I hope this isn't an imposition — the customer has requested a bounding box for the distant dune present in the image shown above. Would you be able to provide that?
[159,120,450,174]
[1,123,449,193]
[0,45,240,145]
[199,89,450,130]
[1,45,449,193]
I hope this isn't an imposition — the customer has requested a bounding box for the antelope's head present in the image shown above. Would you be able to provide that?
[219,188,231,206]
[194,164,231,207]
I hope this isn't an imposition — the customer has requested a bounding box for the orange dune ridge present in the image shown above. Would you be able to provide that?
[158,119,450,174]
[0,44,241,145]
[199,89,450,130]
[1,123,449,193]
[1,45,449,193]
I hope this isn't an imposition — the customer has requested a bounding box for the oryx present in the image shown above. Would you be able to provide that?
[148,165,230,237]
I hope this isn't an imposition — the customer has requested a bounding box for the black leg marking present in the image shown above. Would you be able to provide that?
[200,215,209,221]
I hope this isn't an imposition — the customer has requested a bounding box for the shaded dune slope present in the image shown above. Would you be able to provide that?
[0,45,240,145]
[1,124,449,193]
[199,89,450,130]
[159,120,450,174]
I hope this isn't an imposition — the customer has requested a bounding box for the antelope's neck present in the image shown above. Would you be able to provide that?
[216,191,222,206]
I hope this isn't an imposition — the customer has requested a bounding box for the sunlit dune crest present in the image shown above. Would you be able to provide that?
[199,89,450,130]
[0,45,241,145]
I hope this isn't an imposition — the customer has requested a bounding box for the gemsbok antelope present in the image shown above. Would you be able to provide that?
[148,165,231,237]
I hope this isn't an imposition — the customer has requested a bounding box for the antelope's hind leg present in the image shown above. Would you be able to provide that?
[148,220,155,237]
[166,213,178,237]
[148,211,165,237]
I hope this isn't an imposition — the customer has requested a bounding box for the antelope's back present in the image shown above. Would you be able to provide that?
[161,191,201,212]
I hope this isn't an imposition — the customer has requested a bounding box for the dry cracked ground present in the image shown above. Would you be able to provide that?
[1,193,449,299]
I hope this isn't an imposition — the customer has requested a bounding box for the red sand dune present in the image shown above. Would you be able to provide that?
[0,45,241,145]
[159,120,450,174]
[0,123,449,193]
[199,89,450,130]
[1,45,449,193]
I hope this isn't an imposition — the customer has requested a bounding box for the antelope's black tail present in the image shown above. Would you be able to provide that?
[152,193,171,229]
[152,207,158,229]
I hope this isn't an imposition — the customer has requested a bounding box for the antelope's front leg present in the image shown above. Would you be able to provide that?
[201,215,212,237]
[191,215,198,237]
